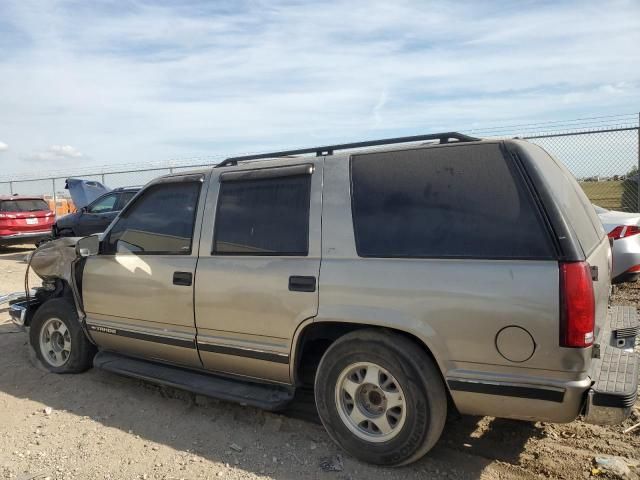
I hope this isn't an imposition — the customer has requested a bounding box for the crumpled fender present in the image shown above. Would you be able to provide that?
[29,237,80,284]
[27,237,94,342]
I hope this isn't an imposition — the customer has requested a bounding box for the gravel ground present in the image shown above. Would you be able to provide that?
[1,245,639,480]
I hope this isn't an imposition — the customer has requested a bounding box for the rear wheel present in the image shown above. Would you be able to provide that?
[314,329,447,466]
[29,298,95,373]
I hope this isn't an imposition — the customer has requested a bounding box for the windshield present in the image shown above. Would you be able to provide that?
[0,199,50,212]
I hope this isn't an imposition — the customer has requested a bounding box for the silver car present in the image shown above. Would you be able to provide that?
[594,205,640,282]
[5,133,639,467]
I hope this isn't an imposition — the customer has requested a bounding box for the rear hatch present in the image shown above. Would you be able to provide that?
[0,198,55,234]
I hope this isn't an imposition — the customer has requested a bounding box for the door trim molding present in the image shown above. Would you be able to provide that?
[87,323,196,349]
[197,341,290,364]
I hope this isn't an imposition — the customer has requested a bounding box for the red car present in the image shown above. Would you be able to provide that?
[0,195,56,247]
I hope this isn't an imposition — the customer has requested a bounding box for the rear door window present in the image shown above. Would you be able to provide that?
[104,181,201,255]
[117,191,138,209]
[213,174,311,255]
[0,199,50,212]
[350,143,554,259]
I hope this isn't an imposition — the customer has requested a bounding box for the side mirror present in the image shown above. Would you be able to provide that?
[81,206,89,213]
[76,235,100,257]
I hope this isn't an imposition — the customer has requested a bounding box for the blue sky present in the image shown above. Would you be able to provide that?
[0,0,639,177]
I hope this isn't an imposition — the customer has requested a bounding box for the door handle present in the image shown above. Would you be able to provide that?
[288,276,316,292]
[173,271,193,286]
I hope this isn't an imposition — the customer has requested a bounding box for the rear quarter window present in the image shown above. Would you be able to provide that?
[350,143,555,259]
[523,143,604,256]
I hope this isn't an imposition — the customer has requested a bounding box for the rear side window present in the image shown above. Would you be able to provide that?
[104,181,201,255]
[350,143,554,259]
[528,144,604,255]
[117,191,138,209]
[213,174,311,255]
[0,199,50,212]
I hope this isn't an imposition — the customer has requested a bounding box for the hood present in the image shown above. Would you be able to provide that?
[30,237,80,283]
[65,178,111,209]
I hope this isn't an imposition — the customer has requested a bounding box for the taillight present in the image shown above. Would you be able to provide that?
[607,225,640,240]
[560,262,595,348]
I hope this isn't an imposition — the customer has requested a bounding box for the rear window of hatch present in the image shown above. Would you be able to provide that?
[0,199,50,212]
[350,143,556,259]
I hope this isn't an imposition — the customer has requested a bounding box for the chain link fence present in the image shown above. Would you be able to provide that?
[523,127,640,212]
[1,117,639,212]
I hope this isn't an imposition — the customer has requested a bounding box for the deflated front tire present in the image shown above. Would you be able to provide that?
[29,298,95,374]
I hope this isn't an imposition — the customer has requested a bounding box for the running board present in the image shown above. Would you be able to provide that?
[94,351,295,411]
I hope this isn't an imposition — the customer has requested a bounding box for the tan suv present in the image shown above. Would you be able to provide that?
[8,132,639,466]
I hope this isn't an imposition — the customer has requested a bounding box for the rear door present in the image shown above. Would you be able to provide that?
[82,174,207,368]
[195,160,322,383]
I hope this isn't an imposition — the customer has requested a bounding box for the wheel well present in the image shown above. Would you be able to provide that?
[294,322,442,387]
[25,278,75,326]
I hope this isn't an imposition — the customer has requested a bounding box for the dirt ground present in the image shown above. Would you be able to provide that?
[0,245,639,480]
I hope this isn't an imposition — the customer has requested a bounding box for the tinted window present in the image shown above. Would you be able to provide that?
[0,199,50,212]
[118,191,137,209]
[88,194,117,213]
[530,144,604,255]
[351,144,554,258]
[105,181,201,255]
[214,174,311,255]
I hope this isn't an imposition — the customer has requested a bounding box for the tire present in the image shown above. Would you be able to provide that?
[314,329,447,466]
[29,298,96,374]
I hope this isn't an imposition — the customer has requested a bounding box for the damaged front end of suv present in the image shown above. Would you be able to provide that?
[3,237,90,331]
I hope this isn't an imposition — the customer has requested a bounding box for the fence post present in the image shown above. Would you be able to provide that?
[101,173,105,185]
[52,178,57,219]
[638,112,640,213]
[9,181,13,195]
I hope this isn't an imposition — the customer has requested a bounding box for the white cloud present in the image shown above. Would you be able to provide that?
[0,141,8,152]
[0,0,638,177]
[25,144,84,162]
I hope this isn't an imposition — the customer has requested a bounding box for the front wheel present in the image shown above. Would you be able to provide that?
[29,298,96,373]
[314,329,447,466]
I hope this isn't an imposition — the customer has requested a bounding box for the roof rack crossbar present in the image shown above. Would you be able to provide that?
[216,131,480,167]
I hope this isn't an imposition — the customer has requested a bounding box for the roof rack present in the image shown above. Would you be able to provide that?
[216,131,480,168]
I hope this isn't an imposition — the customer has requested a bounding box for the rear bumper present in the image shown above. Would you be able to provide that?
[583,306,639,425]
[0,230,51,245]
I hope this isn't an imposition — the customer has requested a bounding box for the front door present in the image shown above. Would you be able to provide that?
[82,175,207,368]
[76,192,120,236]
[195,161,322,383]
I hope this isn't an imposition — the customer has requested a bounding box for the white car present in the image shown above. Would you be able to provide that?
[594,205,640,282]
